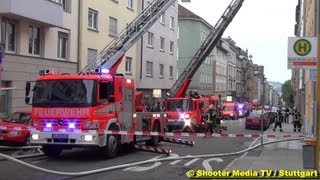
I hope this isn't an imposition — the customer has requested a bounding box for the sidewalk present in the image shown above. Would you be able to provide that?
[224,120,314,172]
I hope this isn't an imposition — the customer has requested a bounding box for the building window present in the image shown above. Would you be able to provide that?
[169,41,174,54]
[160,37,165,51]
[87,48,98,64]
[170,16,174,30]
[169,66,173,78]
[125,57,132,73]
[147,32,154,47]
[62,0,71,12]
[127,0,133,9]
[88,9,98,30]
[1,20,16,51]
[58,32,68,59]
[29,26,40,55]
[146,61,153,76]
[109,17,117,36]
[160,13,165,24]
[159,64,164,78]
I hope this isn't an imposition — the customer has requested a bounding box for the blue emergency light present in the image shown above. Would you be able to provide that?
[94,68,109,74]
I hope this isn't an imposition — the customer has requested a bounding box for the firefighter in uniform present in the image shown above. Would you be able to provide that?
[273,109,283,132]
[292,107,302,132]
[205,105,217,133]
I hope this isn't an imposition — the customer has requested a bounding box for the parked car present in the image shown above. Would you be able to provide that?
[245,111,270,130]
[0,110,31,145]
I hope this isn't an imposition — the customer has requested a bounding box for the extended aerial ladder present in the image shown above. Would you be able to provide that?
[79,0,176,74]
[166,0,244,98]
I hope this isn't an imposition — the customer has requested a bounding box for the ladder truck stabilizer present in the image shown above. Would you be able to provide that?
[80,0,176,74]
[166,0,244,98]
[134,144,171,156]
[162,137,194,146]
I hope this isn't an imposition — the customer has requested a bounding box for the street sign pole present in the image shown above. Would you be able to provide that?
[316,35,320,171]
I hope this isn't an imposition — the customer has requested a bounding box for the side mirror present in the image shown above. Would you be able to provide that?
[25,81,31,97]
[25,97,30,104]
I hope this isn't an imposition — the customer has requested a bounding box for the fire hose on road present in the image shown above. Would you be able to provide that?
[0,145,44,161]
[0,138,305,177]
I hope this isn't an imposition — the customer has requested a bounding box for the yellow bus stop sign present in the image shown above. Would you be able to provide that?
[294,39,312,56]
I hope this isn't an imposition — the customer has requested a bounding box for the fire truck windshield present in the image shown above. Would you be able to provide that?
[166,99,193,112]
[32,80,96,107]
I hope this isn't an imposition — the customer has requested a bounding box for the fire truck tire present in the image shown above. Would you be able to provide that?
[105,134,120,158]
[42,146,62,158]
[146,122,160,147]
[105,125,121,158]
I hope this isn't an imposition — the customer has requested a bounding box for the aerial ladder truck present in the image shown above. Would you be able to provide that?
[25,0,176,158]
[164,0,244,133]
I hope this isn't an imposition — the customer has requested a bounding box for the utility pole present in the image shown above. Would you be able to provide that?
[316,34,320,171]
[261,75,265,146]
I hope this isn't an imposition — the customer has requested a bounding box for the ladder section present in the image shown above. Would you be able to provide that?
[79,0,176,74]
[168,0,244,97]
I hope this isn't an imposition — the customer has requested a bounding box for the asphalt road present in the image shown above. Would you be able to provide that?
[0,118,267,180]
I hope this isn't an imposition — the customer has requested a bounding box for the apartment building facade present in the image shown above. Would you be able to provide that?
[214,43,228,100]
[177,5,214,96]
[136,0,178,104]
[0,0,78,116]
[78,0,139,78]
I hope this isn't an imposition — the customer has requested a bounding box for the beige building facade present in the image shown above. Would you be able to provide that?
[78,0,139,80]
[0,0,78,116]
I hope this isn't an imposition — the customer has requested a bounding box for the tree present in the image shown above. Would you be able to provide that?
[281,80,294,108]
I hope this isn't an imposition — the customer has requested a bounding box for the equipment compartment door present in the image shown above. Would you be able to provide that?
[120,86,133,131]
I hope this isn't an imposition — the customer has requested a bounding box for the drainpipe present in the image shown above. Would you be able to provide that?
[77,0,82,72]
[140,0,144,80]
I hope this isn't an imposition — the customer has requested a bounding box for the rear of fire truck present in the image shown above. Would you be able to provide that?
[26,69,165,158]
[164,0,244,133]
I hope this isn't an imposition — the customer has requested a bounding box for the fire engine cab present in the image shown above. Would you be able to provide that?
[26,68,166,157]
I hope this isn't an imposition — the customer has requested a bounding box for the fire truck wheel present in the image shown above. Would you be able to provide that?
[106,134,120,158]
[146,122,160,147]
[42,146,62,158]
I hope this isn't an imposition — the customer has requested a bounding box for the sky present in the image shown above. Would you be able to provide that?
[180,0,297,83]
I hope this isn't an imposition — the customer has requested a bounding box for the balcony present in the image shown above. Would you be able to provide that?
[0,0,63,27]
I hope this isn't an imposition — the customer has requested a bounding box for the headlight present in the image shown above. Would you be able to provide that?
[9,130,22,135]
[31,134,39,140]
[184,119,191,127]
[230,114,234,116]
[184,114,190,119]
[81,135,96,141]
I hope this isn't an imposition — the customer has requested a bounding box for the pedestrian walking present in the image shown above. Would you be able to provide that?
[284,107,289,123]
[273,109,283,132]
[292,107,302,132]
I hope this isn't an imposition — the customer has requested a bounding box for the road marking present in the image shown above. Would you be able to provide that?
[123,161,162,172]
[123,155,163,172]
[169,153,182,165]
[223,137,260,170]
[184,158,200,166]
[202,158,223,171]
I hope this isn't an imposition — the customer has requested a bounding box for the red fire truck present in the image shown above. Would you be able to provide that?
[164,0,244,132]
[25,0,176,158]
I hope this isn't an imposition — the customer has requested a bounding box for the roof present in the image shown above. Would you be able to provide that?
[178,4,213,29]
[178,4,202,19]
